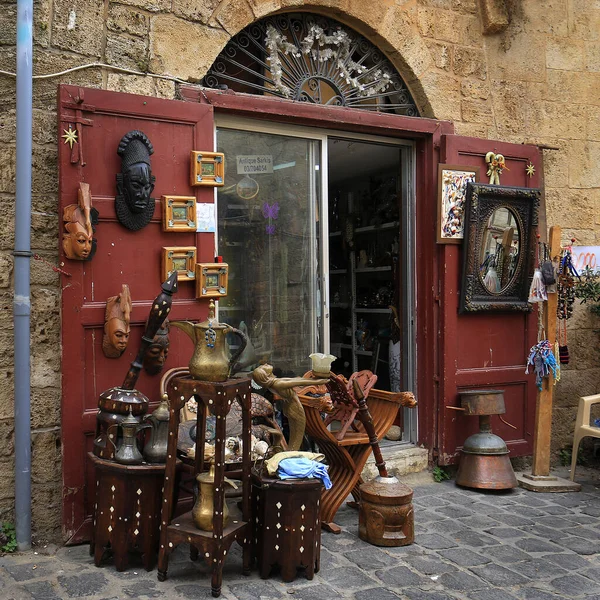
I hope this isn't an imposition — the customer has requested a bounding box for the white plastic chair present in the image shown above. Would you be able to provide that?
[570,394,600,481]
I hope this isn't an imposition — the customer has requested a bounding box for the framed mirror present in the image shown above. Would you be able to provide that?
[459,183,540,313]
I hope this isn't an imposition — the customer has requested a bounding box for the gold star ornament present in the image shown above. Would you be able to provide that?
[526,163,535,177]
[62,126,78,149]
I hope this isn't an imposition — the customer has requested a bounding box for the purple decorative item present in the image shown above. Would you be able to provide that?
[262,202,280,235]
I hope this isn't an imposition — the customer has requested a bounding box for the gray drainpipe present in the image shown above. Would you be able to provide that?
[13,0,33,551]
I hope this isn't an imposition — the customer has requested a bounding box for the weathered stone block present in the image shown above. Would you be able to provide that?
[172,0,221,24]
[214,0,258,35]
[30,254,61,288]
[551,407,577,453]
[0,3,16,46]
[51,0,105,57]
[420,70,461,120]
[115,0,172,11]
[106,73,156,96]
[0,252,12,290]
[33,53,103,111]
[566,140,600,189]
[31,387,61,430]
[479,0,509,34]
[526,101,586,141]
[546,69,600,106]
[454,46,487,80]
[585,40,600,72]
[33,110,57,147]
[31,482,62,543]
[0,418,14,458]
[149,15,230,81]
[31,145,58,197]
[521,0,568,37]
[31,288,60,346]
[0,108,15,144]
[418,7,481,46]
[460,78,490,99]
[570,0,600,41]
[106,32,149,71]
[418,0,478,14]
[461,97,493,123]
[0,458,15,501]
[546,38,585,71]
[546,189,596,229]
[490,79,527,136]
[32,429,61,484]
[0,144,16,195]
[107,3,150,37]
[34,0,52,48]
[427,41,452,71]
[486,33,547,83]
[0,313,14,367]
[453,121,492,138]
[543,147,568,189]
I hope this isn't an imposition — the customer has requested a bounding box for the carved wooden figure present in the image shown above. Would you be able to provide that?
[62,182,97,260]
[102,285,132,358]
[115,130,156,231]
[143,319,169,376]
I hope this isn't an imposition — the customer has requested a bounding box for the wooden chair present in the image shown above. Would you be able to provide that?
[297,371,416,533]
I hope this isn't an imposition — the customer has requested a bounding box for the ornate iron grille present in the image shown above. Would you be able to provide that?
[203,13,419,116]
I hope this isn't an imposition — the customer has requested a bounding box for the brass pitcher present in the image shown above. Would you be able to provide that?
[143,397,170,464]
[192,464,238,531]
[107,409,151,465]
[172,300,248,382]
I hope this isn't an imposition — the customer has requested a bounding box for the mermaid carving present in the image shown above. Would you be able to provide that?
[252,364,328,451]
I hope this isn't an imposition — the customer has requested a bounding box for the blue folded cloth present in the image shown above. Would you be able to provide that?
[277,457,332,490]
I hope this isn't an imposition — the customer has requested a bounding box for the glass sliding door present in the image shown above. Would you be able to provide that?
[216,128,321,375]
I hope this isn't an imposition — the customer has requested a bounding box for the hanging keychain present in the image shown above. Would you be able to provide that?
[556,241,578,365]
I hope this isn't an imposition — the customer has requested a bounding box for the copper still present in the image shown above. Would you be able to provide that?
[455,389,517,490]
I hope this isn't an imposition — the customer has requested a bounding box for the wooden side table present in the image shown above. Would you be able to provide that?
[89,453,166,571]
[157,376,252,598]
[251,472,322,582]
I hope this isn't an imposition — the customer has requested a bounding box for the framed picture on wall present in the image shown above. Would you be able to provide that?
[162,195,197,232]
[195,263,229,298]
[162,247,197,281]
[437,164,480,244]
[190,151,224,187]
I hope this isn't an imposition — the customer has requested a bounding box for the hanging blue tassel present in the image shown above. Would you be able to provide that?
[525,340,558,390]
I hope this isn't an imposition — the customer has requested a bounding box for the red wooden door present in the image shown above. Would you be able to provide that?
[437,135,543,464]
[58,85,214,543]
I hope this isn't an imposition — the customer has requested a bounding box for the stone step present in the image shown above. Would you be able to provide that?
[361,445,433,484]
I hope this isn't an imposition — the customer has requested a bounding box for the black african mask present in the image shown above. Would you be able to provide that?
[115,130,156,231]
[143,319,170,376]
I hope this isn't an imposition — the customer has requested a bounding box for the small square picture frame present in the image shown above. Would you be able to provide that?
[437,164,480,244]
[162,195,197,232]
[190,151,224,187]
[196,263,229,298]
[162,247,197,281]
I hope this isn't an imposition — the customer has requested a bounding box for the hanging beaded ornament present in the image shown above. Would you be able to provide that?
[525,339,558,391]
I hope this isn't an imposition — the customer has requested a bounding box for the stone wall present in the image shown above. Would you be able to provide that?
[0,0,598,541]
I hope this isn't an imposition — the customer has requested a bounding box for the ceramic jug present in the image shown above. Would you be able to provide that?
[172,300,248,382]
[107,409,151,465]
[143,397,170,464]
[192,464,238,531]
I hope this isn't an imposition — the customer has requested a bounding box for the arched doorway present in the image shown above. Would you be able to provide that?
[205,13,419,444]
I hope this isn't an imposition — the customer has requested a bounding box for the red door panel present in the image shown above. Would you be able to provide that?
[59,85,214,543]
[437,135,542,465]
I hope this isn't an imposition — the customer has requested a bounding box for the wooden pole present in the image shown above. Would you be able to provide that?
[531,225,561,476]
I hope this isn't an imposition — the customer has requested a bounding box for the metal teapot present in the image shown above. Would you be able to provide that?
[107,408,151,465]
[172,300,248,382]
[192,463,238,531]
[143,397,170,464]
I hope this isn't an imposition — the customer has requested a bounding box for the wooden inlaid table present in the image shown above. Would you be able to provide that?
[89,453,166,571]
[157,375,252,598]
[251,471,322,582]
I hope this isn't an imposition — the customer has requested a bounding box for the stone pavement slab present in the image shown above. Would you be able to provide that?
[0,467,598,599]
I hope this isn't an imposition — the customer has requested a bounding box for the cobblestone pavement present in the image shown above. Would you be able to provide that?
[0,468,599,600]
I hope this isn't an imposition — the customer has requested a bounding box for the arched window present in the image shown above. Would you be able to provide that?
[203,13,419,116]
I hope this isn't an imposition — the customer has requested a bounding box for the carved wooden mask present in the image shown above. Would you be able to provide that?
[62,182,97,260]
[102,285,132,358]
